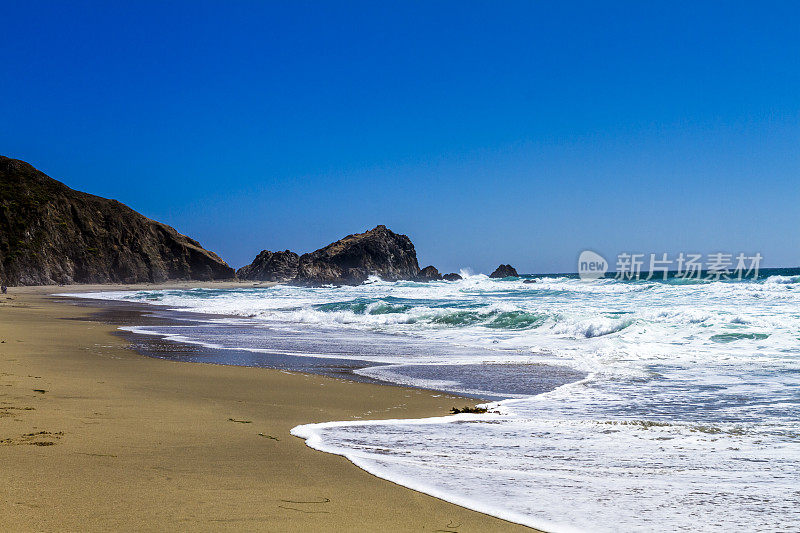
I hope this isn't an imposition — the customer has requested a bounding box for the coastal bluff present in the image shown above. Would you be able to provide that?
[0,156,234,285]
[238,225,420,285]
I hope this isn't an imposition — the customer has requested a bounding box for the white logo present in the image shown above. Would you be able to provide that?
[578,250,608,280]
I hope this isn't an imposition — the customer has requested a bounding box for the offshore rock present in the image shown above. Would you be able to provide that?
[489,264,519,278]
[239,225,423,286]
[236,250,299,282]
[415,265,442,281]
[240,225,421,285]
[295,225,419,285]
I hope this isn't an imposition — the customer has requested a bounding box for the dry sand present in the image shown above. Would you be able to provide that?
[0,285,536,532]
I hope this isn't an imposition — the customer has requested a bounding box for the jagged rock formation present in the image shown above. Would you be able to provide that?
[490,264,519,278]
[443,272,463,281]
[415,265,442,281]
[296,225,419,285]
[236,250,299,282]
[0,156,234,285]
[239,225,420,285]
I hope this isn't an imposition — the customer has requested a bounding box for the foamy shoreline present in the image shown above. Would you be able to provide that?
[55,275,800,531]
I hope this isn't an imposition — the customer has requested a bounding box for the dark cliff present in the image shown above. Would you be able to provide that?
[0,156,234,285]
[239,225,420,285]
[236,250,299,282]
[296,225,420,285]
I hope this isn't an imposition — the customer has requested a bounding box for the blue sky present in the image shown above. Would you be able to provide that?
[2,1,798,272]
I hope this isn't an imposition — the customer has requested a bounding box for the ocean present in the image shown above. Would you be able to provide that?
[65,269,800,532]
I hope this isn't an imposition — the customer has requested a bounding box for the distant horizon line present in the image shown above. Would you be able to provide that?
[487,266,799,277]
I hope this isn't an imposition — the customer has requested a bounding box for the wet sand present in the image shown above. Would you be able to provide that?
[0,284,536,532]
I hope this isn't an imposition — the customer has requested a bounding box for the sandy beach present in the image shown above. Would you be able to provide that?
[0,284,535,532]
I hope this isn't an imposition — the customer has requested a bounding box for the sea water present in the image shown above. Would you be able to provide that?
[65,270,800,532]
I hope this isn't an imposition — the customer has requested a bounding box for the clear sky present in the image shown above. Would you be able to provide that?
[2,1,798,273]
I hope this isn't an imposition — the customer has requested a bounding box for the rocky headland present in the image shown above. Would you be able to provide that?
[0,156,234,285]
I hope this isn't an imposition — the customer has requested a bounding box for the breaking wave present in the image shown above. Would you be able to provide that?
[62,267,800,532]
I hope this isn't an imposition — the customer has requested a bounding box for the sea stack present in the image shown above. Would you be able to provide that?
[0,156,234,285]
[415,265,442,281]
[239,225,421,285]
[490,264,519,278]
[236,250,299,282]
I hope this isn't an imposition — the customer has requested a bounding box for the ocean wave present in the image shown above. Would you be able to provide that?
[553,317,635,339]
[311,297,550,331]
[710,332,770,343]
[313,297,412,315]
[647,309,712,324]
[62,272,800,532]
[764,274,800,284]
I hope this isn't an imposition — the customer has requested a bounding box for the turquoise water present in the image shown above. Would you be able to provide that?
[67,268,800,532]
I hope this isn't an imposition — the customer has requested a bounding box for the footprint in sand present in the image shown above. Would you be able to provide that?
[0,430,64,446]
[278,497,331,514]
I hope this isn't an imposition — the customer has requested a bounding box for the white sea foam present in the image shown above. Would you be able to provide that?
[62,273,800,531]
[764,274,800,284]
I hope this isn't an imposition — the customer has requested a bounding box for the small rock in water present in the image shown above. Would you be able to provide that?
[415,265,442,281]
